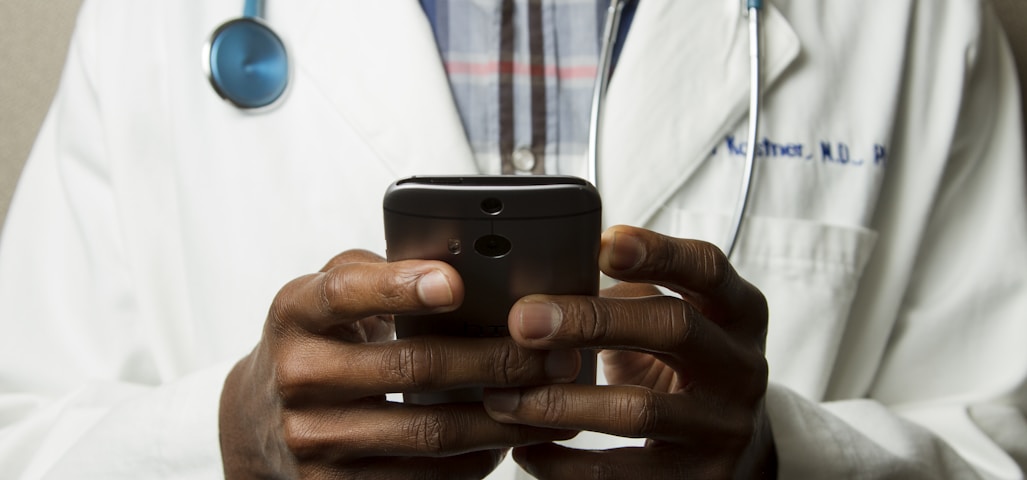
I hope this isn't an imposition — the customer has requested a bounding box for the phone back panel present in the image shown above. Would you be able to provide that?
[384,176,601,404]
[384,176,602,338]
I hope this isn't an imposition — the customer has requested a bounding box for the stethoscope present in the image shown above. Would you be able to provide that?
[204,0,289,109]
[205,0,765,258]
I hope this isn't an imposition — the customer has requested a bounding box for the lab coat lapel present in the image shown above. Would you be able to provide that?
[292,1,477,176]
[600,0,800,227]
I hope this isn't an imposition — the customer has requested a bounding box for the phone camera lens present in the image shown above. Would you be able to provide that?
[474,234,511,258]
[480,197,503,215]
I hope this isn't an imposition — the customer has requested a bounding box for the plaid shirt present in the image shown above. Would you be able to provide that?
[420,0,631,176]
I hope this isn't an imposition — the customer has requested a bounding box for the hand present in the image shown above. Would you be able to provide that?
[483,226,776,479]
[219,250,578,479]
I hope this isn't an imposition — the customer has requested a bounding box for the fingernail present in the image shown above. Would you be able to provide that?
[484,389,520,413]
[416,270,454,307]
[608,231,644,271]
[545,350,580,381]
[519,302,562,340]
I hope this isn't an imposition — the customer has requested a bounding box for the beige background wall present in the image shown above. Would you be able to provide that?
[0,0,83,230]
[0,0,1025,232]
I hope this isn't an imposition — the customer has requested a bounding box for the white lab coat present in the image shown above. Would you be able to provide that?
[1,0,1025,478]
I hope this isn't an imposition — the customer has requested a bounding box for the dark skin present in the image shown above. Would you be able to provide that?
[220,225,775,479]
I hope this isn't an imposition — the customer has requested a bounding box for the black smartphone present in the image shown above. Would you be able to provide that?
[383,175,602,405]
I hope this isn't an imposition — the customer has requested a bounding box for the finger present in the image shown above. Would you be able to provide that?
[513,443,721,479]
[483,384,757,444]
[509,295,756,382]
[598,225,767,329]
[319,249,387,272]
[600,281,661,299]
[283,403,576,463]
[271,259,465,336]
[303,450,505,480]
[315,250,401,342]
[277,337,582,404]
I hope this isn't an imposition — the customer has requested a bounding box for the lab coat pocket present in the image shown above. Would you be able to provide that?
[657,210,879,399]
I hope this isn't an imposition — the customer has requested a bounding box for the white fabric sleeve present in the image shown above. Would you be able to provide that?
[768,385,988,479]
[0,3,230,478]
[768,2,1027,478]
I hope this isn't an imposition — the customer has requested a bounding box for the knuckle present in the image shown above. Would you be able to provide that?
[318,267,349,317]
[269,339,303,388]
[620,389,660,437]
[752,287,769,315]
[268,276,314,332]
[493,344,512,385]
[581,298,609,343]
[742,355,770,401]
[273,344,318,406]
[693,240,733,290]
[533,388,569,426]
[374,267,414,311]
[494,342,530,384]
[319,263,414,319]
[281,412,322,460]
[321,266,381,318]
[321,249,384,272]
[751,291,770,331]
[666,298,700,350]
[386,338,439,389]
[275,363,306,404]
[408,408,456,455]
[268,288,294,325]
[741,288,770,347]
[321,251,353,272]
[724,346,770,404]
[709,406,760,457]
[725,415,758,454]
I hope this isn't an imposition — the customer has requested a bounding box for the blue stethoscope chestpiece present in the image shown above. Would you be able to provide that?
[204,17,289,110]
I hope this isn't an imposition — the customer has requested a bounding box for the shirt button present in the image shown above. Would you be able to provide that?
[512,147,536,173]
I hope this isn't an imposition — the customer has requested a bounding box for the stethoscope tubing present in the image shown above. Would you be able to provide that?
[724,4,763,259]
[588,0,764,259]
[587,0,626,194]
[243,0,265,18]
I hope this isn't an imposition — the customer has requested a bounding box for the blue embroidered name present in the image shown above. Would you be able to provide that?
[716,136,887,167]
